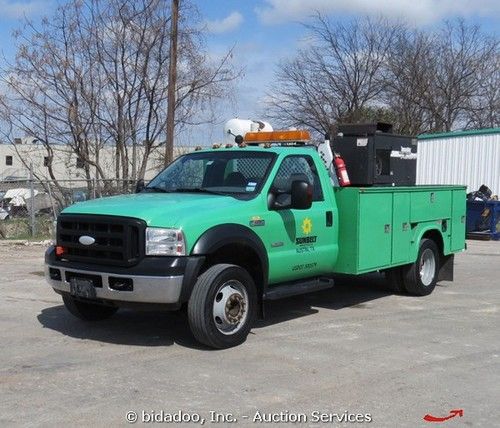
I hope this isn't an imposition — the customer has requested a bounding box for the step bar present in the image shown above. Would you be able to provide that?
[264,277,334,301]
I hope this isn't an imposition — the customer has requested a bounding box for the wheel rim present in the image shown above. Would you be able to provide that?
[212,280,248,335]
[419,248,436,286]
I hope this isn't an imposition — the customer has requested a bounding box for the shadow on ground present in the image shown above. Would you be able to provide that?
[37,273,393,349]
[257,273,392,327]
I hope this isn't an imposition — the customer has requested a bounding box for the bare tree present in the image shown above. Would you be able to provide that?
[423,20,498,132]
[267,16,499,136]
[464,46,500,129]
[0,0,238,188]
[384,30,436,134]
[386,20,499,134]
[265,15,401,135]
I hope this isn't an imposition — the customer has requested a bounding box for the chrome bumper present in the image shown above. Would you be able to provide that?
[45,265,183,304]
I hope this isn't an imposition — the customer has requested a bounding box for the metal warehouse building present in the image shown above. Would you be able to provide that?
[417,128,500,196]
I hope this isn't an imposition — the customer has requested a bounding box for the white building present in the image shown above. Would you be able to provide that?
[0,138,194,182]
[417,128,500,196]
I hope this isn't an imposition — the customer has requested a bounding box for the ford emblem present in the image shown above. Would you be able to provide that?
[79,235,96,246]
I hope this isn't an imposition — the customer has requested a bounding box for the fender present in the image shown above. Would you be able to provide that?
[410,223,446,260]
[179,224,269,302]
[191,224,269,277]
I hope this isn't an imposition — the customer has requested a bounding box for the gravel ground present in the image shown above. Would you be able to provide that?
[0,241,499,427]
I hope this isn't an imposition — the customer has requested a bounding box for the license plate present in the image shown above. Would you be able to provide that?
[70,277,97,299]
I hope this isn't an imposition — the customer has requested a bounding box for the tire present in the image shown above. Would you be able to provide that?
[62,294,118,321]
[384,267,406,294]
[188,264,257,349]
[402,239,440,296]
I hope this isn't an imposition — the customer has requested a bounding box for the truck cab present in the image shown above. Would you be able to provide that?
[45,131,466,348]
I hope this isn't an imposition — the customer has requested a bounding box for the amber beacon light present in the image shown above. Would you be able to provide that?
[244,130,311,143]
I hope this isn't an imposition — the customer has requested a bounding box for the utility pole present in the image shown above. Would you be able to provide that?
[165,0,179,166]
[29,163,36,237]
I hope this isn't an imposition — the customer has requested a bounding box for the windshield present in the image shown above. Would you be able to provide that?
[146,150,276,197]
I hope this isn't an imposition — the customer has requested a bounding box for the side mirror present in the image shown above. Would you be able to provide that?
[291,180,313,210]
[135,179,145,193]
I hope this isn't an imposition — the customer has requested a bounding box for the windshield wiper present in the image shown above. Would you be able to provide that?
[174,187,229,196]
[145,186,172,193]
[146,186,236,196]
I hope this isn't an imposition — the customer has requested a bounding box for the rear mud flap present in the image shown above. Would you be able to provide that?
[438,254,454,282]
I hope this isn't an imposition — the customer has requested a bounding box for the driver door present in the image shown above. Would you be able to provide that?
[265,154,332,284]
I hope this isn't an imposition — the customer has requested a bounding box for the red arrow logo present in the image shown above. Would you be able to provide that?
[424,409,463,422]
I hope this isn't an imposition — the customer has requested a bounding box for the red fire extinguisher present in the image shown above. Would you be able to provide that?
[334,153,351,187]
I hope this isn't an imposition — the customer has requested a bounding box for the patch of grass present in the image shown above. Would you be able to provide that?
[30,271,46,277]
[0,216,53,240]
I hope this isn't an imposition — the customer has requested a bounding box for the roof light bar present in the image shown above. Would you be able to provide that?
[244,130,310,144]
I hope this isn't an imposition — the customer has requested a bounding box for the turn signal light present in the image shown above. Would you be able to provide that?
[55,246,67,256]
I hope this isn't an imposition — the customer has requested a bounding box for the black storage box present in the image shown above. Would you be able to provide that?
[331,122,417,186]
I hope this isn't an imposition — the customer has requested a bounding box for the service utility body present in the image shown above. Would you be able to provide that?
[45,129,466,348]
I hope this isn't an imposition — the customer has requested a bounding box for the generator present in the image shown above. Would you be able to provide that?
[330,122,418,186]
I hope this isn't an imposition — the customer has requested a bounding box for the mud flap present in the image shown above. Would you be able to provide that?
[438,254,454,282]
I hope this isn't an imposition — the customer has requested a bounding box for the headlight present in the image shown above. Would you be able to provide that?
[145,227,186,256]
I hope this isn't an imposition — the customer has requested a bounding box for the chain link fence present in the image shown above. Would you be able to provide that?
[0,178,138,239]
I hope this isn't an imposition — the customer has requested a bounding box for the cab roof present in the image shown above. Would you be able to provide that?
[192,129,316,155]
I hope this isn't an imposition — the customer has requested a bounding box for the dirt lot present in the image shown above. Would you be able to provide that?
[0,241,499,427]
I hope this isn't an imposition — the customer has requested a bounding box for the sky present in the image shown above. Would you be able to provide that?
[0,0,499,144]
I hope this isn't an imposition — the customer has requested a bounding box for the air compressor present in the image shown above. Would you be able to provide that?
[331,122,417,186]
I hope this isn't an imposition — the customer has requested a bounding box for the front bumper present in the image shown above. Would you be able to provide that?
[45,246,203,305]
[46,264,183,304]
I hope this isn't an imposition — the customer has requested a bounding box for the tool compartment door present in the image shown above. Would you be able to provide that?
[392,192,411,264]
[410,190,452,222]
[451,189,466,251]
[357,193,393,271]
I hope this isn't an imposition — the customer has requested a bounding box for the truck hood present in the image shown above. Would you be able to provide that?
[62,192,246,227]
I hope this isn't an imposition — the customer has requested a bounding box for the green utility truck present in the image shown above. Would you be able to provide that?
[45,134,466,348]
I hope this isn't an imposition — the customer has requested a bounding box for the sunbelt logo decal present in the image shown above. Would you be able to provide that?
[296,217,317,249]
[301,217,313,235]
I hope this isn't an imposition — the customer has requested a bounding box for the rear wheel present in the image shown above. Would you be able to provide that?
[403,239,440,296]
[62,294,118,321]
[188,264,257,349]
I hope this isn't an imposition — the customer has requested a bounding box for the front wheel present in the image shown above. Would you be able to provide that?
[62,294,118,321]
[403,239,440,296]
[188,264,257,349]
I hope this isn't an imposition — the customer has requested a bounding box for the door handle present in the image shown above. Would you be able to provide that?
[326,211,333,227]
